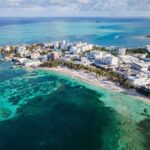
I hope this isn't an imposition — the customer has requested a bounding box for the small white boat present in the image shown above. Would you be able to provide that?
[114,35,120,39]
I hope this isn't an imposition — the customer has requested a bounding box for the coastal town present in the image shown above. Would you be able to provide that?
[0,40,150,98]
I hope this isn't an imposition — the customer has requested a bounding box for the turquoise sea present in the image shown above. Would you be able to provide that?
[0,61,150,150]
[0,17,150,150]
[0,17,150,47]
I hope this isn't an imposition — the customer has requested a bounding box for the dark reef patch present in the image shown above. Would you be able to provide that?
[137,118,150,150]
[0,84,121,150]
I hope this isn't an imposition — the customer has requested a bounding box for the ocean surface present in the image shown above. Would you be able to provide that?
[0,61,150,150]
[0,17,150,47]
[0,17,150,150]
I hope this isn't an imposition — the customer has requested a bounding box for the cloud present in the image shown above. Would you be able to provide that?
[0,0,149,16]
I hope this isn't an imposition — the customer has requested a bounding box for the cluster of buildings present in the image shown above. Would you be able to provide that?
[118,55,150,89]
[1,41,150,89]
[2,42,60,67]
[58,42,150,89]
[87,50,119,69]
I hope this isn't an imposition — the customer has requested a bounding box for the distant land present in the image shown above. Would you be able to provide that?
[145,35,150,38]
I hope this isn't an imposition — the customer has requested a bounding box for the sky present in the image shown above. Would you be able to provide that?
[0,0,150,17]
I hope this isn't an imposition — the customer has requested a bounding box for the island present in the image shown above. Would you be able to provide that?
[0,41,150,102]
[145,35,150,38]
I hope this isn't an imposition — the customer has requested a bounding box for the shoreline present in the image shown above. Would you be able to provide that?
[38,66,150,105]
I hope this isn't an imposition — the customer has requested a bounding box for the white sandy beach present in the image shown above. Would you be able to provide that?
[39,67,150,105]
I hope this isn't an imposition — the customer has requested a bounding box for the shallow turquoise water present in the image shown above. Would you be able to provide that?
[0,17,150,47]
[0,62,150,150]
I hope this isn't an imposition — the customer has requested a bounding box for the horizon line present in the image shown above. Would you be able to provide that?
[0,16,150,18]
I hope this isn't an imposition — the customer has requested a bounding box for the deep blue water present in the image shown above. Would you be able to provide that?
[0,17,150,47]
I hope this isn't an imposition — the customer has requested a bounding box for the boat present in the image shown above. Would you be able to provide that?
[114,35,120,39]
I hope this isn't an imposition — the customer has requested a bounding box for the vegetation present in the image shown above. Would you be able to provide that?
[2,47,16,56]
[41,60,150,98]
[92,46,109,52]
[69,62,133,88]
[53,61,134,89]
[146,52,150,58]
[126,48,147,54]
[71,57,77,61]
[136,87,150,97]
[40,61,60,68]
[42,60,150,97]
[26,45,40,52]
[40,51,49,56]
[92,46,118,56]
[13,53,21,58]
[79,50,90,57]
[126,47,150,58]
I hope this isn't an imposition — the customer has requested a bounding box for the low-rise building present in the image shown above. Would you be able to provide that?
[4,46,11,52]
[25,60,42,67]
[12,58,28,64]
[54,42,60,49]
[80,57,92,65]
[144,57,150,62]
[128,76,150,87]
[59,56,71,62]
[30,52,40,60]
[131,62,149,72]
[88,51,104,60]
[70,46,81,54]
[109,46,119,51]
[51,51,60,60]
[40,55,49,62]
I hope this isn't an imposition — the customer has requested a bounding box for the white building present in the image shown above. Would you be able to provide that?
[44,42,54,48]
[25,60,42,67]
[59,56,71,62]
[118,48,126,55]
[54,42,60,49]
[16,58,28,64]
[109,46,118,51]
[128,76,150,87]
[17,45,28,57]
[40,55,48,62]
[102,56,119,66]
[70,46,81,54]
[70,43,93,54]
[144,58,150,62]
[30,52,40,60]
[145,45,150,52]
[60,40,68,50]
[88,51,104,60]
[80,57,92,65]
[4,46,11,52]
